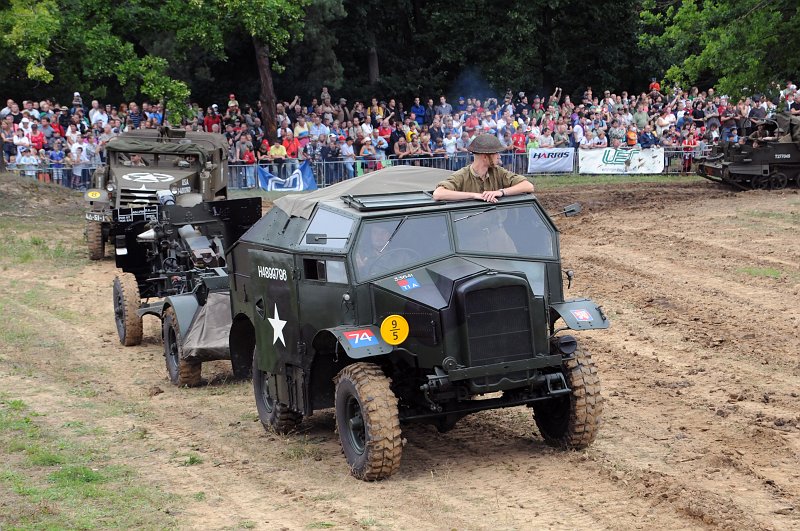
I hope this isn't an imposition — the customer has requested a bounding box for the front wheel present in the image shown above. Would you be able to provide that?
[252,353,300,434]
[335,363,402,481]
[112,273,143,346]
[162,307,202,387]
[87,220,105,260]
[532,348,603,449]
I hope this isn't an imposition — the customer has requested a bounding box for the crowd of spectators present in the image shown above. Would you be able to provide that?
[3,79,800,187]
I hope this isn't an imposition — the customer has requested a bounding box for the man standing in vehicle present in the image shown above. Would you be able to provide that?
[432,133,534,203]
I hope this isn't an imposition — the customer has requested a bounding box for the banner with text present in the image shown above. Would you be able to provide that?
[578,147,665,174]
[527,148,574,173]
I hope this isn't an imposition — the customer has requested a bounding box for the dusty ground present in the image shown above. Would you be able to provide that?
[1,176,799,530]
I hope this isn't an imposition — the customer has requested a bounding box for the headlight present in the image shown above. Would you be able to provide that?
[106,182,116,192]
[169,182,179,194]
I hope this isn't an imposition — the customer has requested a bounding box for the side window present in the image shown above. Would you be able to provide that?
[303,208,354,249]
[303,258,348,284]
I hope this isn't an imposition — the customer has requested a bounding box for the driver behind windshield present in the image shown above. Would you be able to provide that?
[355,223,392,269]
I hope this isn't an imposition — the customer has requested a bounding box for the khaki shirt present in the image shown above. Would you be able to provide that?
[436,165,527,193]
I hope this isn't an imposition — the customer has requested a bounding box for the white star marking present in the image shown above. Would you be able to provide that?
[267,304,287,346]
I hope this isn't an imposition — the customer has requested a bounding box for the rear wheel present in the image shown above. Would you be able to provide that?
[162,307,202,387]
[770,172,788,190]
[253,353,300,434]
[335,363,402,481]
[87,220,105,260]
[112,273,142,346]
[752,174,770,190]
[533,348,603,449]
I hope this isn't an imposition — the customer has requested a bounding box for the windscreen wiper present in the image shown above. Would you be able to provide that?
[379,216,408,253]
[453,206,496,222]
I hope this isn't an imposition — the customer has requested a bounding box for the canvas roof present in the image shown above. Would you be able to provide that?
[274,165,454,219]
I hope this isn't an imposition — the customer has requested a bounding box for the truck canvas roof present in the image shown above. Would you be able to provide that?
[274,165,454,219]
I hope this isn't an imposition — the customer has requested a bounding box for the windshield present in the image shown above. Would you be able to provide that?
[453,204,555,258]
[114,152,201,170]
[353,214,452,281]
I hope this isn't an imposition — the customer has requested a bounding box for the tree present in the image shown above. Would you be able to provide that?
[0,0,308,132]
[640,0,800,98]
[0,0,192,121]
[165,0,308,140]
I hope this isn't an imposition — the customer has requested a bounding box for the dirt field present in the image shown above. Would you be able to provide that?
[1,175,799,530]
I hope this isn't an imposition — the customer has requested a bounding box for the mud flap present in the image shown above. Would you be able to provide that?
[550,299,610,331]
[321,326,394,359]
[181,292,232,362]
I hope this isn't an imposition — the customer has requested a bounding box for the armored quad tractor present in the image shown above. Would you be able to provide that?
[225,165,610,480]
[84,127,230,260]
[697,112,800,190]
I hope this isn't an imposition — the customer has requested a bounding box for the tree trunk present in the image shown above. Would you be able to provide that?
[254,36,278,143]
[539,9,553,91]
[368,45,380,85]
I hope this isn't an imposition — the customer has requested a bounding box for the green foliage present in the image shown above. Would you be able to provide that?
[640,0,800,97]
[1,0,61,83]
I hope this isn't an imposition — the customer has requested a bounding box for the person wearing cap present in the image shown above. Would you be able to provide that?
[433,133,533,203]
[18,147,39,178]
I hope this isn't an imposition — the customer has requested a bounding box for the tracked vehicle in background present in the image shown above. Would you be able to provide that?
[225,165,610,480]
[697,113,800,190]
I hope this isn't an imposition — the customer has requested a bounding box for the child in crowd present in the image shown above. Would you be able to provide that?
[37,149,51,182]
[49,143,66,186]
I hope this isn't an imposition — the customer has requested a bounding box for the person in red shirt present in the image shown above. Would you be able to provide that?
[511,127,528,153]
[682,132,697,174]
[649,77,661,93]
[378,120,392,141]
[464,110,480,132]
[282,131,300,159]
[204,105,222,133]
[241,145,257,188]
[29,123,45,151]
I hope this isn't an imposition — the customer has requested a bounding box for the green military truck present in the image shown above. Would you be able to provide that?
[225,165,609,480]
[84,127,229,260]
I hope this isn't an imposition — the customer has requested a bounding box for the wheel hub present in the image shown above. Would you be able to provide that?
[114,287,125,337]
[345,396,366,455]
[260,372,275,413]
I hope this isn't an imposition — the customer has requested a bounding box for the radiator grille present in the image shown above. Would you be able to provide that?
[464,285,532,366]
[119,188,158,207]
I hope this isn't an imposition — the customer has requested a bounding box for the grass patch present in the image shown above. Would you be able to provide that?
[742,209,800,225]
[0,296,68,352]
[0,233,83,266]
[281,437,324,461]
[532,172,704,189]
[307,522,336,529]
[0,398,178,529]
[180,453,204,466]
[737,266,782,278]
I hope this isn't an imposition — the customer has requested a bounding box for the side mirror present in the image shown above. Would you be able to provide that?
[563,203,582,217]
[306,233,327,244]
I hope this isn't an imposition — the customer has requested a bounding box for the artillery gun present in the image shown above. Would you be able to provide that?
[112,193,262,385]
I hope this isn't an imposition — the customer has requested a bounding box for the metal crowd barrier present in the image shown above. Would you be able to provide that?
[5,162,102,189]
[5,147,713,191]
